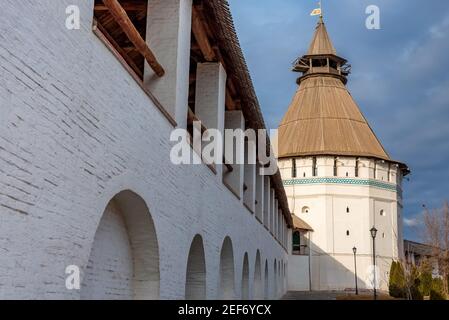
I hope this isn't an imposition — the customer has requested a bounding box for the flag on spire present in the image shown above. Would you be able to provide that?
[310,1,323,16]
[310,8,322,16]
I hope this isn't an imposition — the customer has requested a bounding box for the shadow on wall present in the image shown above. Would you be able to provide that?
[289,236,391,293]
[81,190,160,300]
[82,190,287,300]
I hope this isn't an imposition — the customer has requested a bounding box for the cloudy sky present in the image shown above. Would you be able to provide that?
[228,0,449,241]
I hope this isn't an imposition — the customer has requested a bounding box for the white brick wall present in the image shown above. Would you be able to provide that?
[0,0,287,299]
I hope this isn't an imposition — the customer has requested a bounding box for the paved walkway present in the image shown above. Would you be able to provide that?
[282,291,349,300]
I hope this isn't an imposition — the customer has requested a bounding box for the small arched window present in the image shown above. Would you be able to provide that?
[346,230,350,236]
[346,207,350,213]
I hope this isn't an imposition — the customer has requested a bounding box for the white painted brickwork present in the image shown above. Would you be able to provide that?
[0,0,287,299]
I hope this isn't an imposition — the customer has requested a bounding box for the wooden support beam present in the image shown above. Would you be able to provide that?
[101,0,165,77]
[93,19,143,79]
[191,7,216,62]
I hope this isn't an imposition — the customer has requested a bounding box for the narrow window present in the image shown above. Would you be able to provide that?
[333,157,338,177]
[303,172,306,178]
[293,231,301,253]
[387,163,391,182]
[374,161,377,179]
[346,230,350,236]
[346,207,350,213]
[355,158,359,177]
[346,172,349,177]
[312,157,317,177]
[380,210,386,217]
[292,159,297,178]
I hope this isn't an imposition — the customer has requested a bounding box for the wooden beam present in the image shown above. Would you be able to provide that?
[93,19,143,79]
[191,7,215,62]
[101,0,165,77]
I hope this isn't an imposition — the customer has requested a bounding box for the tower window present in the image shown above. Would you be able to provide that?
[355,158,359,177]
[346,207,350,213]
[312,157,317,177]
[380,210,386,217]
[374,161,377,179]
[292,159,297,178]
[303,172,306,178]
[333,157,337,177]
[346,172,349,177]
[346,230,350,236]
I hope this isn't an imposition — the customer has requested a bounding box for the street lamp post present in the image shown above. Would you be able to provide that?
[352,247,358,295]
[370,227,378,301]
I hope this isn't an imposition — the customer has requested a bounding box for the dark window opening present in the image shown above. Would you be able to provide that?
[311,59,327,67]
[346,207,350,213]
[346,230,350,236]
[293,231,301,252]
[329,60,338,70]
[312,157,317,177]
[333,157,337,176]
[355,158,359,177]
[292,159,297,178]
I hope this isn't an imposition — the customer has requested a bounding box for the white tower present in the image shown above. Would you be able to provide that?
[279,18,409,291]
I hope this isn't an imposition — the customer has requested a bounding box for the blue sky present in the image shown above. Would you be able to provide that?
[228,0,449,241]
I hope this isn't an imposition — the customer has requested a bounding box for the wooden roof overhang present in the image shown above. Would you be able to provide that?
[93,0,293,227]
[193,0,293,227]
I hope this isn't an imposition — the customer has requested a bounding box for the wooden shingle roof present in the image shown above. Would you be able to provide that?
[307,17,337,56]
[278,76,390,160]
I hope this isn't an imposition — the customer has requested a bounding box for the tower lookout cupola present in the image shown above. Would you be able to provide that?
[293,17,351,85]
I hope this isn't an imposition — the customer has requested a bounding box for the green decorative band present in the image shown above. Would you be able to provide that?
[283,177,399,192]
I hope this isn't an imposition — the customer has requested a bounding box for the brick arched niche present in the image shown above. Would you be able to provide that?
[219,237,235,300]
[185,235,206,300]
[81,190,160,300]
[253,250,263,300]
[241,253,250,300]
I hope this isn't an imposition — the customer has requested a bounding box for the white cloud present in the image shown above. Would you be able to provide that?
[404,218,419,227]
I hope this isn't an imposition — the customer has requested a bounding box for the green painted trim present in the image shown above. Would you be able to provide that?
[283,177,399,192]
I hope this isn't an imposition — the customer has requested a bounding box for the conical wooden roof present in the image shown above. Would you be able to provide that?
[307,18,337,56]
[278,20,390,161]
